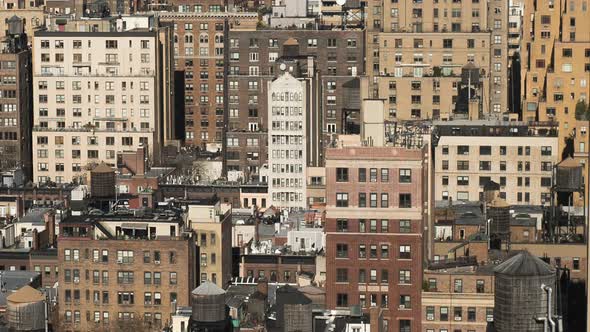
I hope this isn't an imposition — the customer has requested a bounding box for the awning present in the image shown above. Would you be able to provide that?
[120,223,148,230]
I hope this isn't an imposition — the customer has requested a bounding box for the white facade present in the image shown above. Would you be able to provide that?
[287,228,324,252]
[268,72,307,209]
[31,31,163,184]
[435,135,558,205]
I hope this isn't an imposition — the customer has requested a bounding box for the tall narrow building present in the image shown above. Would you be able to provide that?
[158,11,258,152]
[0,17,33,181]
[31,16,174,184]
[267,68,308,209]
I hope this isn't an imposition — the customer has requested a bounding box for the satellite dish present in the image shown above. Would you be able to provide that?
[336,0,346,5]
[279,63,287,71]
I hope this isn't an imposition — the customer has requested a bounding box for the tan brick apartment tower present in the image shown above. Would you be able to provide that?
[520,0,589,207]
[57,213,196,331]
[32,16,174,184]
[325,141,428,332]
[364,0,509,120]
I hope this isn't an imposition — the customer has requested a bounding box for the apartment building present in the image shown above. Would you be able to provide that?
[325,142,428,332]
[226,28,364,181]
[186,199,232,288]
[434,122,559,205]
[159,12,258,151]
[57,212,196,331]
[520,0,589,206]
[0,25,32,181]
[365,0,509,119]
[422,261,495,332]
[32,16,174,184]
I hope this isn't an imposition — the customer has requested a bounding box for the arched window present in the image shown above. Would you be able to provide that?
[199,34,208,44]
[214,34,224,44]
[185,34,193,44]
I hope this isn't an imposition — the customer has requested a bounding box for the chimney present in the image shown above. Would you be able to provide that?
[44,210,55,247]
[257,277,268,298]
[16,196,24,218]
[32,229,39,251]
[136,146,146,175]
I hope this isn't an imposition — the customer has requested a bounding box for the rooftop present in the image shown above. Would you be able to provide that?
[434,120,558,137]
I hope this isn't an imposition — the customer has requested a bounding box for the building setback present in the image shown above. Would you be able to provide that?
[31,17,174,184]
[325,144,427,332]
[520,0,589,207]
[422,263,495,332]
[186,199,233,288]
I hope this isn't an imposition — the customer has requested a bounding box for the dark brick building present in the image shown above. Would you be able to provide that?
[226,28,365,181]
[158,12,258,151]
[324,145,428,332]
[0,31,32,181]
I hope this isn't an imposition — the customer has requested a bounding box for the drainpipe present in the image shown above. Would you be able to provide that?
[542,284,556,332]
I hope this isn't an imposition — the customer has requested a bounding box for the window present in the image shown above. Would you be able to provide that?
[468,307,476,321]
[336,168,349,182]
[359,244,366,258]
[337,294,348,307]
[380,244,389,258]
[476,279,485,293]
[336,268,348,282]
[399,270,411,284]
[359,193,367,207]
[399,245,411,259]
[370,168,378,182]
[400,220,411,233]
[400,295,411,309]
[457,176,469,186]
[358,168,366,182]
[370,269,377,282]
[117,250,134,264]
[454,307,463,321]
[336,244,348,258]
[337,219,348,232]
[370,194,378,208]
[441,307,449,321]
[380,168,389,182]
[399,194,411,208]
[336,193,349,207]
[399,169,411,183]
[457,161,469,170]
[379,194,388,208]
[454,279,463,293]
[480,146,492,155]
[458,145,469,155]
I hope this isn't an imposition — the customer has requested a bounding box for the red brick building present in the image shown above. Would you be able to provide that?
[325,145,428,332]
